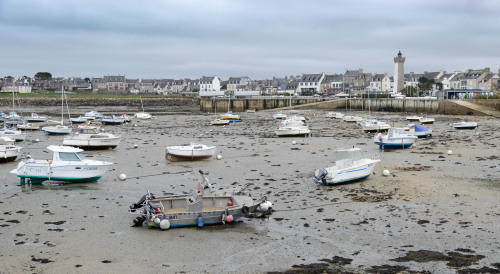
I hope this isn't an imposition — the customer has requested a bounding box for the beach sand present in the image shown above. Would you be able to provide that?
[1,106,499,273]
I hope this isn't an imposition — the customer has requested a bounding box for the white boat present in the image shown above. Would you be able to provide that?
[419,117,435,124]
[408,124,432,138]
[5,112,22,125]
[42,124,72,135]
[10,145,113,185]
[374,127,417,149]
[70,116,89,123]
[361,120,390,132]
[326,112,344,119]
[0,112,7,121]
[273,112,287,120]
[101,115,126,125]
[134,112,152,120]
[83,111,103,120]
[25,113,47,123]
[406,115,422,121]
[17,123,40,131]
[343,115,363,123]
[165,143,216,161]
[210,118,230,126]
[63,126,121,150]
[0,128,26,141]
[0,137,22,163]
[275,118,310,137]
[134,97,152,120]
[42,87,73,135]
[314,148,380,185]
[452,121,478,129]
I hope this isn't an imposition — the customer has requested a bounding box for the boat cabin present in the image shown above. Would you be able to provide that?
[47,145,86,162]
[334,148,365,169]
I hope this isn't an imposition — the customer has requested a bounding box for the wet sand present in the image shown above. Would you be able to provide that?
[1,105,499,273]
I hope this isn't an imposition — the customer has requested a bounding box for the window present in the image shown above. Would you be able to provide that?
[59,152,83,161]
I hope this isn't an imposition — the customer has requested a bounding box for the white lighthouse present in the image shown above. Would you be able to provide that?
[393,51,405,94]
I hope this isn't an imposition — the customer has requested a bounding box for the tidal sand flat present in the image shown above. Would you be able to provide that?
[1,106,499,273]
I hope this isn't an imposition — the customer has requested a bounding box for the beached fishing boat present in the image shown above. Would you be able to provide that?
[361,119,390,132]
[25,113,47,123]
[314,148,380,185]
[10,145,113,185]
[220,111,241,122]
[70,116,89,124]
[165,143,216,161]
[0,137,22,163]
[326,112,344,119]
[419,117,435,124]
[63,126,121,150]
[408,124,432,138]
[17,123,40,131]
[275,117,310,137]
[406,115,422,121]
[121,114,132,122]
[273,112,287,120]
[82,111,102,120]
[452,120,478,129]
[374,127,417,149]
[210,118,230,126]
[129,171,273,230]
[134,112,152,120]
[101,115,126,125]
[343,115,363,123]
[0,128,26,141]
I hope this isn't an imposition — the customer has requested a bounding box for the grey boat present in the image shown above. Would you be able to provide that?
[129,171,273,230]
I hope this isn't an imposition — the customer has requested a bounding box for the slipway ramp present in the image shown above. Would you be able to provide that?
[450,100,500,118]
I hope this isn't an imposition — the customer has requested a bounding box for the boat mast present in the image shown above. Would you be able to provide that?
[61,86,64,126]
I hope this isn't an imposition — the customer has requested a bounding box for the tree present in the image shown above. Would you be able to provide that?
[417,77,435,95]
[34,72,52,80]
[84,77,91,83]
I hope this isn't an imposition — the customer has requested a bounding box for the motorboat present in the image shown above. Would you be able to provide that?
[374,127,417,149]
[129,171,272,230]
[326,112,344,119]
[63,126,121,150]
[419,117,435,124]
[275,117,310,137]
[165,143,216,161]
[17,123,40,131]
[70,116,89,124]
[10,145,113,185]
[452,120,478,129]
[101,115,126,125]
[0,137,22,163]
[134,112,152,120]
[0,112,7,122]
[314,148,380,185]
[0,128,26,141]
[408,124,432,138]
[361,120,390,132]
[210,118,230,126]
[220,111,241,122]
[343,115,363,123]
[42,124,72,135]
[82,111,103,120]
[406,115,422,121]
[25,113,47,123]
[5,112,22,125]
[273,112,287,120]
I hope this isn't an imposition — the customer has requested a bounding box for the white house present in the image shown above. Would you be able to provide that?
[199,76,221,92]
[299,73,325,94]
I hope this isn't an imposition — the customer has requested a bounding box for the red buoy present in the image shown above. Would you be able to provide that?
[226,214,234,223]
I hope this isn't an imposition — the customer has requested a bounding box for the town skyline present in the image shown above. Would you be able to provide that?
[1,0,499,79]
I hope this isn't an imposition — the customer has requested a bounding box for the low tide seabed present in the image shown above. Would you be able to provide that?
[1,106,499,273]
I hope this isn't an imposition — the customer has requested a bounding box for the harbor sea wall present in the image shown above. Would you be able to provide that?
[466,99,500,111]
[200,98,441,113]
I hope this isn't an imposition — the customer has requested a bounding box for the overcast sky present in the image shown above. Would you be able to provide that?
[1,0,499,80]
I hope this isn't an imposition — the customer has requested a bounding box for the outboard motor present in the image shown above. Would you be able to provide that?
[314,168,328,184]
[129,193,155,210]
[132,216,146,227]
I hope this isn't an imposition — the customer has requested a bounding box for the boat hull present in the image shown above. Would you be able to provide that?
[314,161,378,185]
[42,126,72,135]
[374,140,415,149]
[165,152,214,161]
[11,162,111,184]
[63,137,121,150]
[0,149,19,162]
[275,129,310,137]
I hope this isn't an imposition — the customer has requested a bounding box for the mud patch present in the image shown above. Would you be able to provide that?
[391,249,485,268]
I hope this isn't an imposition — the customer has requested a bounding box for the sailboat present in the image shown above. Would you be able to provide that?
[220,96,241,122]
[134,96,152,120]
[41,87,72,135]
